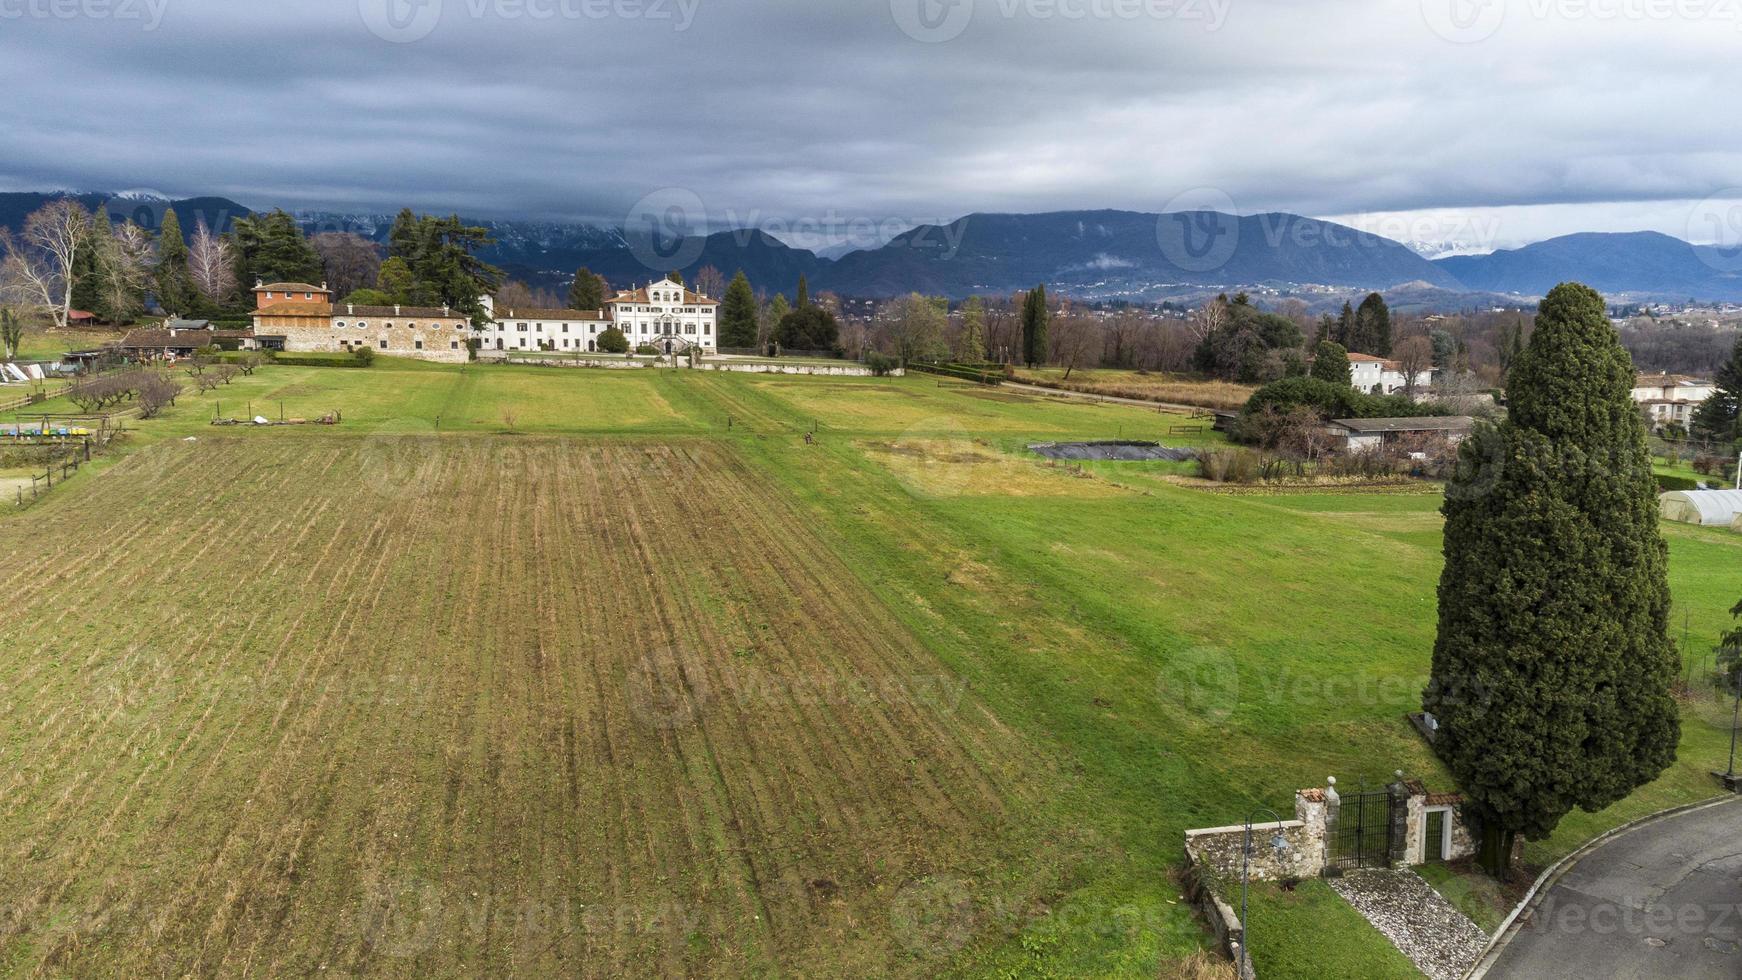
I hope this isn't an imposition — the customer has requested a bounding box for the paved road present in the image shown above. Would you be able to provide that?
[1487,798,1742,979]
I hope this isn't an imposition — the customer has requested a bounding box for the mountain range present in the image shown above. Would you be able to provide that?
[7,191,1742,305]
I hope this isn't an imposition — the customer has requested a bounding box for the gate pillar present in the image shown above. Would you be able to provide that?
[1386,772,1410,868]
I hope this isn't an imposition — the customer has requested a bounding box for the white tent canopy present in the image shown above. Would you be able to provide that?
[1659,489,1742,526]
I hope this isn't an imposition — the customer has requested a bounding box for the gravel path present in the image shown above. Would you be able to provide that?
[1328,868,1488,980]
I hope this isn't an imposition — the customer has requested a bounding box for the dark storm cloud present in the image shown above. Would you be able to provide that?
[2,0,1740,246]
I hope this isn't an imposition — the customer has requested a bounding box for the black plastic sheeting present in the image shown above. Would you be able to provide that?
[1027,441,1197,461]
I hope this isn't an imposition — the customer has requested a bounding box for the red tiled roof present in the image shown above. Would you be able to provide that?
[494,307,609,321]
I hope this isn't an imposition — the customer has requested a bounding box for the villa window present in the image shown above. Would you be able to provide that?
[379,340,388,349]
[358,321,368,329]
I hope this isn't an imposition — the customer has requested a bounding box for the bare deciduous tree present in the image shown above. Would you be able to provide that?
[1393,335,1434,401]
[189,219,238,303]
[1187,295,1229,345]
[4,200,89,327]
[310,231,381,300]
[96,221,154,324]
[693,264,725,299]
[234,351,264,375]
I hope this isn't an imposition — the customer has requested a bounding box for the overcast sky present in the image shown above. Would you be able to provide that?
[3,0,1740,254]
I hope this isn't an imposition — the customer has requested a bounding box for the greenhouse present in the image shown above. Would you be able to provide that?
[1658,489,1742,526]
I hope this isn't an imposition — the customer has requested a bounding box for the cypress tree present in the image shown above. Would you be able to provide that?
[1021,284,1049,368]
[1355,292,1392,356]
[1310,340,1351,386]
[1334,300,1355,348]
[718,270,758,347]
[1424,282,1679,879]
[154,208,199,317]
[958,296,987,363]
[795,274,810,310]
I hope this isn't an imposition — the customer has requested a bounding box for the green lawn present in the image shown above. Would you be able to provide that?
[4,360,1736,977]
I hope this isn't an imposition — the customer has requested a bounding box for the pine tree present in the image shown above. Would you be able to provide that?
[666,269,683,284]
[1425,282,1679,879]
[1309,340,1351,386]
[958,296,987,363]
[232,209,323,287]
[1021,284,1049,368]
[387,208,420,261]
[718,270,758,347]
[154,208,199,317]
[568,267,605,311]
[795,274,810,310]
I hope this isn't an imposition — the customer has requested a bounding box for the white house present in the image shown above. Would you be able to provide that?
[604,276,719,353]
[477,275,720,355]
[1632,372,1715,428]
[1348,353,1432,396]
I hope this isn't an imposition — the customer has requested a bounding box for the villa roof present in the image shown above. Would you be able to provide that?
[1332,416,1475,434]
[256,282,329,293]
[340,305,465,320]
[494,307,609,321]
[254,302,334,317]
[608,286,718,306]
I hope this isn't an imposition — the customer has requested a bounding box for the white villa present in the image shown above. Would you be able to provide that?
[1631,372,1716,428]
[1349,353,1432,396]
[477,276,719,355]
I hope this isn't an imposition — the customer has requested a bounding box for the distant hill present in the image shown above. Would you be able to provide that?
[25,188,1742,306]
[817,209,1460,299]
[0,192,252,240]
[1435,231,1742,301]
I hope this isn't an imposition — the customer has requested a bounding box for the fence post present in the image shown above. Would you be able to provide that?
[1387,772,1411,868]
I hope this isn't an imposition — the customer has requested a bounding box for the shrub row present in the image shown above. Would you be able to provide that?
[269,353,370,368]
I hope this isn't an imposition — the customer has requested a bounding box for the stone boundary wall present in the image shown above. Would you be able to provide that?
[476,353,899,377]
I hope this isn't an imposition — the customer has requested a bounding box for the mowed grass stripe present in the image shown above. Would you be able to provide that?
[0,436,1053,977]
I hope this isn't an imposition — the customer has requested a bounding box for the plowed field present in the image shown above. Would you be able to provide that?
[0,436,1048,977]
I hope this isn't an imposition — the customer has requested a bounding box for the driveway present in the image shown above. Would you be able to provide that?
[1485,798,1742,979]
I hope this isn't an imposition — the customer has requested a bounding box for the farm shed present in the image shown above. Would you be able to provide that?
[1328,416,1475,452]
[1659,489,1742,526]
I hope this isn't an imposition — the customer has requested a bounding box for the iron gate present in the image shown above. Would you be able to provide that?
[1328,787,1396,870]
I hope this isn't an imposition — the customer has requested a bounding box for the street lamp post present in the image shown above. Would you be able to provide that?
[1238,806,1291,977]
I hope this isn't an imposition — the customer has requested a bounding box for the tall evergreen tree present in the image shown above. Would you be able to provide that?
[1333,300,1355,348]
[232,209,323,287]
[1310,340,1351,386]
[70,209,107,317]
[376,257,416,303]
[1353,292,1392,355]
[1313,313,1334,347]
[568,267,606,311]
[666,269,683,284]
[1424,282,1679,879]
[1690,335,1742,447]
[718,270,758,347]
[1020,284,1049,368]
[795,274,810,310]
[154,208,200,317]
[387,208,421,261]
[958,296,987,363]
